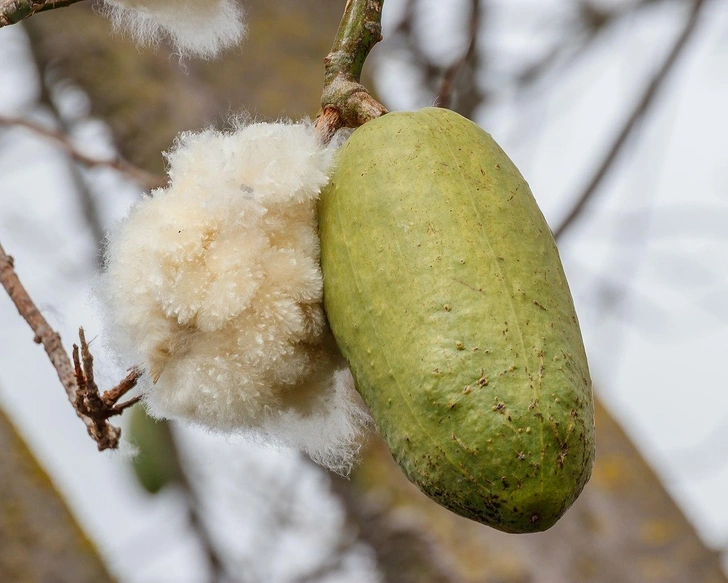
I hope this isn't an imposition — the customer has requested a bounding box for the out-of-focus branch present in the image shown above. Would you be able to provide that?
[383,0,486,117]
[24,23,107,264]
[315,0,388,143]
[0,241,141,450]
[0,0,83,27]
[436,0,481,109]
[553,0,709,241]
[0,114,166,191]
[389,0,441,95]
[174,446,235,583]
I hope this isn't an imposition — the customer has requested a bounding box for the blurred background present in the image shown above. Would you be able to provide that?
[1,0,727,581]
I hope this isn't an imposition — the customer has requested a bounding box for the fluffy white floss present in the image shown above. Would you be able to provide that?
[101,121,369,474]
[102,0,246,58]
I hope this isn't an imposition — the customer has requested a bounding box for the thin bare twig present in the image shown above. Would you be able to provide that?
[553,0,709,241]
[437,0,481,109]
[0,114,166,191]
[0,241,141,450]
[0,0,83,27]
[315,0,388,143]
[73,328,142,417]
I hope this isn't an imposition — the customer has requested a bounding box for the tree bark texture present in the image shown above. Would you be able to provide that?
[0,403,114,582]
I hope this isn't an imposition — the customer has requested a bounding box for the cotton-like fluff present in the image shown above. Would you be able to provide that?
[101,122,369,474]
[102,0,246,58]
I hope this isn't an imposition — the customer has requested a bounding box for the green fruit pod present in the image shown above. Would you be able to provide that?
[319,107,595,533]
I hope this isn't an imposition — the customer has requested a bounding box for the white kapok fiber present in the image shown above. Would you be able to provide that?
[101,121,369,474]
[102,0,246,58]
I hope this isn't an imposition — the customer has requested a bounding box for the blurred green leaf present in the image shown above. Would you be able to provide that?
[127,406,181,494]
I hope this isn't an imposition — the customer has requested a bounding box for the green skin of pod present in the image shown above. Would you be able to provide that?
[319,108,595,533]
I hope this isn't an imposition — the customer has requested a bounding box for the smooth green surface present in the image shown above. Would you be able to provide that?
[320,108,595,533]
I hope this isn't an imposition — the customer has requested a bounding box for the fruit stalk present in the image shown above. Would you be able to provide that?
[316,0,388,143]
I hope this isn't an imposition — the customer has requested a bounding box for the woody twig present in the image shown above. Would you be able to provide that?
[0,241,141,450]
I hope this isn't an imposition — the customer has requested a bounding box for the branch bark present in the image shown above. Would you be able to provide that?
[0,0,83,27]
[315,0,388,143]
[553,0,709,240]
[0,242,140,450]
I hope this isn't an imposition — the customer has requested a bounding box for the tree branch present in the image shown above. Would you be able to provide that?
[436,0,481,109]
[0,241,141,450]
[315,0,388,143]
[553,0,709,241]
[25,23,108,266]
[0,0,83,27]
[0,114,166,191]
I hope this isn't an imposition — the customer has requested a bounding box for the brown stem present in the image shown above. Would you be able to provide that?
[73,327,142,422]
[102,368,142,407]
[0,241,78,407]
[0,114,166,191]
[553,0,709,241]
[315,0,388,143]
[0,0,84,27]
[0,241,140,450]
[437,0,481,109]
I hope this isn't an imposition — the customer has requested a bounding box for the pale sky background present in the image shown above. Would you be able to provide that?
[0,0,727,581]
